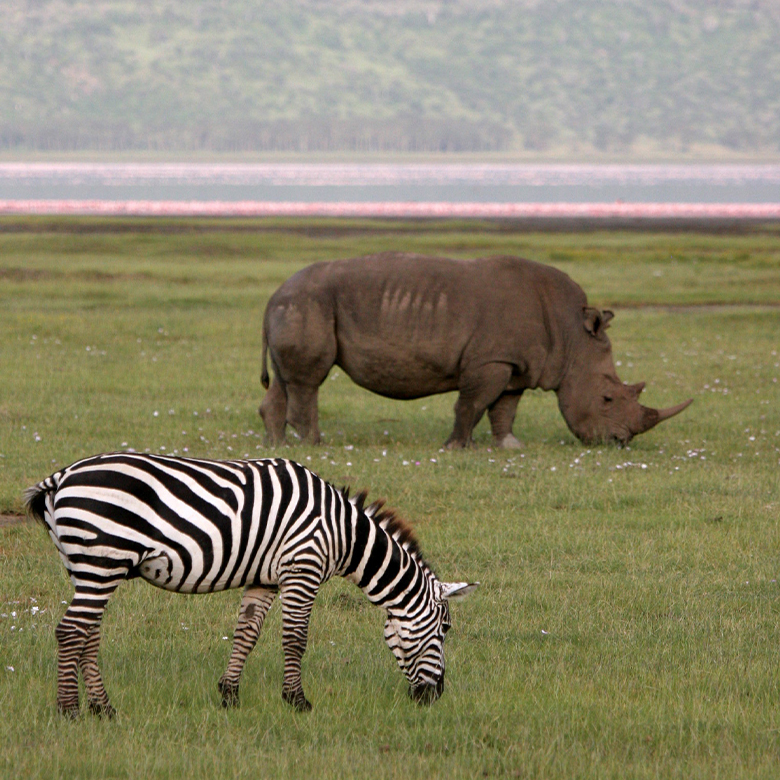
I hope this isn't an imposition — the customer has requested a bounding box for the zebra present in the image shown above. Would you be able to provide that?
[24,452,478,717]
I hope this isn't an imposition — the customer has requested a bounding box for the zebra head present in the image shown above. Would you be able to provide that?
[383,580,478,704]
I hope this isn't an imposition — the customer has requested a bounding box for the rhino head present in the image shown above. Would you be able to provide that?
[556,307,692,446]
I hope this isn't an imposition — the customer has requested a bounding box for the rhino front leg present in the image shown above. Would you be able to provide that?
[445,363,513,449]
[488,391,524,449]
[260,378,289,445]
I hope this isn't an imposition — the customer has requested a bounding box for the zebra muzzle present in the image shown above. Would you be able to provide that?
[409,676,444,705]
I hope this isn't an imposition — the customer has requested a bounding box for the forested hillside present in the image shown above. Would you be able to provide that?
[2,0,779,156]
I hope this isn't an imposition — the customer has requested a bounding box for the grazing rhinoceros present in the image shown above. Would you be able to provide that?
[259,252,692,448]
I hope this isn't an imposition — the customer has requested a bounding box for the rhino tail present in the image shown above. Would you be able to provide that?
[261,326,270,389]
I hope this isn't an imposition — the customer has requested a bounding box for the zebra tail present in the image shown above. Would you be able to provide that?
[261,323,270,389]
[23,480,53,526]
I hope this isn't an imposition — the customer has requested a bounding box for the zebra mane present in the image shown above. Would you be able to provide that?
[346,488,422,560]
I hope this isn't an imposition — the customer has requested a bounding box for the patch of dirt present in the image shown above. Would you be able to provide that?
[617,301,780,312]
[0,514,28,528]
[0,218,406,237]
[0,267,53,281]
[1,216,779,236]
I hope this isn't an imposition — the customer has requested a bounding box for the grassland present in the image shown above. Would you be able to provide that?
[1,217,779,779]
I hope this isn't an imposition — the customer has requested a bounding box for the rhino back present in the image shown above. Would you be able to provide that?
[326,253,579,398]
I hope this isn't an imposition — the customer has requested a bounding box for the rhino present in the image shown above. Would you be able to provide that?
[259,252,692,448]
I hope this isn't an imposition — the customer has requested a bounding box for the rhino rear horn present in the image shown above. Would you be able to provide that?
[637,398,693,434]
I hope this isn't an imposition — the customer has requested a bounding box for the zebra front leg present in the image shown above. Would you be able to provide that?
[279,570,321,712]
[218,586,276,708]
[79,624,116,718]
[55,584,117,718]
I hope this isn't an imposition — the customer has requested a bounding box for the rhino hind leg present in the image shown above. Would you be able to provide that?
[286,384,322,444]
[488,392,524,449]
[445,363,514,449]
[260,379,289,445]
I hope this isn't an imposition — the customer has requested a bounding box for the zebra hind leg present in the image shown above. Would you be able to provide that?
[79,624,116,718]
[54,618,88,718]
[55,584,118,718]
[218,586,277,708]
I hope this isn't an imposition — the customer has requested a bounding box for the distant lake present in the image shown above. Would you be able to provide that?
[1,162,779,203]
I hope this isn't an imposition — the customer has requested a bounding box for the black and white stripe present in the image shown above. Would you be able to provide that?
[25,452,477,716]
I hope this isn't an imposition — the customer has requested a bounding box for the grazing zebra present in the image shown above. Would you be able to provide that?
[25,452,477,717]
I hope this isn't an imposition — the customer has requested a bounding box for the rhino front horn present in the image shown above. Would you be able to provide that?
[637,398,693,434]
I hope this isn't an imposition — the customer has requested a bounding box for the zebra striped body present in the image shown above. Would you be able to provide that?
[25,452,477,716]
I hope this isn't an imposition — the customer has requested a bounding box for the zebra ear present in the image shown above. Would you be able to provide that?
[439,581,479,601]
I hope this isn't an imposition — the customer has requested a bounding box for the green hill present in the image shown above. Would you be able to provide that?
[2,0,779,156]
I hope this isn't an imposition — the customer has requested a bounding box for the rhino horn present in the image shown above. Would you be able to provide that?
[636,398,693,434]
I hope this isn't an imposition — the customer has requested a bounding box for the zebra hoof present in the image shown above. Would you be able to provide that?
[88,701,116,718]
[218,680,240,708]
[282,689,312,712]
[57,702,81,720]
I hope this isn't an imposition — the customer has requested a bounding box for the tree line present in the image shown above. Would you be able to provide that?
[2,0,778,155]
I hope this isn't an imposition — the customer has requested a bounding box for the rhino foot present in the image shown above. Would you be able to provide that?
[443,437,475,450]
[443,440,464,450]
[494,433,523,449]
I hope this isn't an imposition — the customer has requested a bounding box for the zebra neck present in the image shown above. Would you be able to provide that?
[340,508,430,612]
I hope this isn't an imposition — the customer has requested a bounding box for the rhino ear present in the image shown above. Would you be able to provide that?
[583,307,614,336]
[628,380,646,398]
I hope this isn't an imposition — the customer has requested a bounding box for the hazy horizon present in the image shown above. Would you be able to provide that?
[3,0,779,159]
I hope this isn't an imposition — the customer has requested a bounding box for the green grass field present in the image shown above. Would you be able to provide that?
[1,218,779,779]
